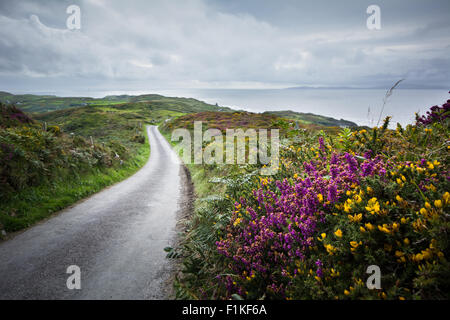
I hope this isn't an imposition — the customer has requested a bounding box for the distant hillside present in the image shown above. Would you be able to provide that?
[35,101,184,142]
[263,110,358,127]
[0,91,357,127]
[0,92,97,113]
[163,111,281,132]
[161,110,345,135]
[0,92,233,114]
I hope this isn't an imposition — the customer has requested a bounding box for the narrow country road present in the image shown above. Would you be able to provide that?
[0,125,189,300]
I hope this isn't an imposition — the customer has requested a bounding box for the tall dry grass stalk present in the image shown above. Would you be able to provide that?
[376,79,404,127]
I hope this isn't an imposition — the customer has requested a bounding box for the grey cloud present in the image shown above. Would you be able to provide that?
[0,0,449,92]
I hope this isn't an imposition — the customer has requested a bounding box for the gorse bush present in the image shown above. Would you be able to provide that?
[171,96,450,300]
[0,104,122,199]
[217,146,449,300]
[216,151,393,299]
[0,103,145,232]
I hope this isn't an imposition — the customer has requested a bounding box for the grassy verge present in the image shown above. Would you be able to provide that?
[160,129,227,198]
[159,126,246,299]
[0,127,150,235]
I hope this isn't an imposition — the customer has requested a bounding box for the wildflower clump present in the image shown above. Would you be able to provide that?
[214,101,449,300]
[216,149,392,299]
[171,96,449,300]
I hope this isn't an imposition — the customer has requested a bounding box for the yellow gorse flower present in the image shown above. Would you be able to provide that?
[412,218,426,231]
[348,213,363,223]
[317,194,323,203]
[343,198,353,213]
[378,224,391,234]
[443,192,450,204]
[350,241,358,248]
[334,229,343,238]
[365,197,380,215]
[318,233,327,241]
[324,244,337,255]
[355,195,362,204]
[349,241,362,252]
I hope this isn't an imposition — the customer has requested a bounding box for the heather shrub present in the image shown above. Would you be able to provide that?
[172,100,450,300]
[415,97,450,126]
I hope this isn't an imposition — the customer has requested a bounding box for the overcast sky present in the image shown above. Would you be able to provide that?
[0,0,449,94]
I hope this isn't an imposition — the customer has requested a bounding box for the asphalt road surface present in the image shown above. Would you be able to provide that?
[0,126,187,299]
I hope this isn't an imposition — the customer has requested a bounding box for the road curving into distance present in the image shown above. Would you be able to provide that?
[0,125,188,299]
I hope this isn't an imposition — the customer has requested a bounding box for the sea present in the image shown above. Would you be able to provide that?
[165,88,450,127]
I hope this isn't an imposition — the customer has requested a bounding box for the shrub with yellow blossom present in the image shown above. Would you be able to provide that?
[172,98,449,300]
